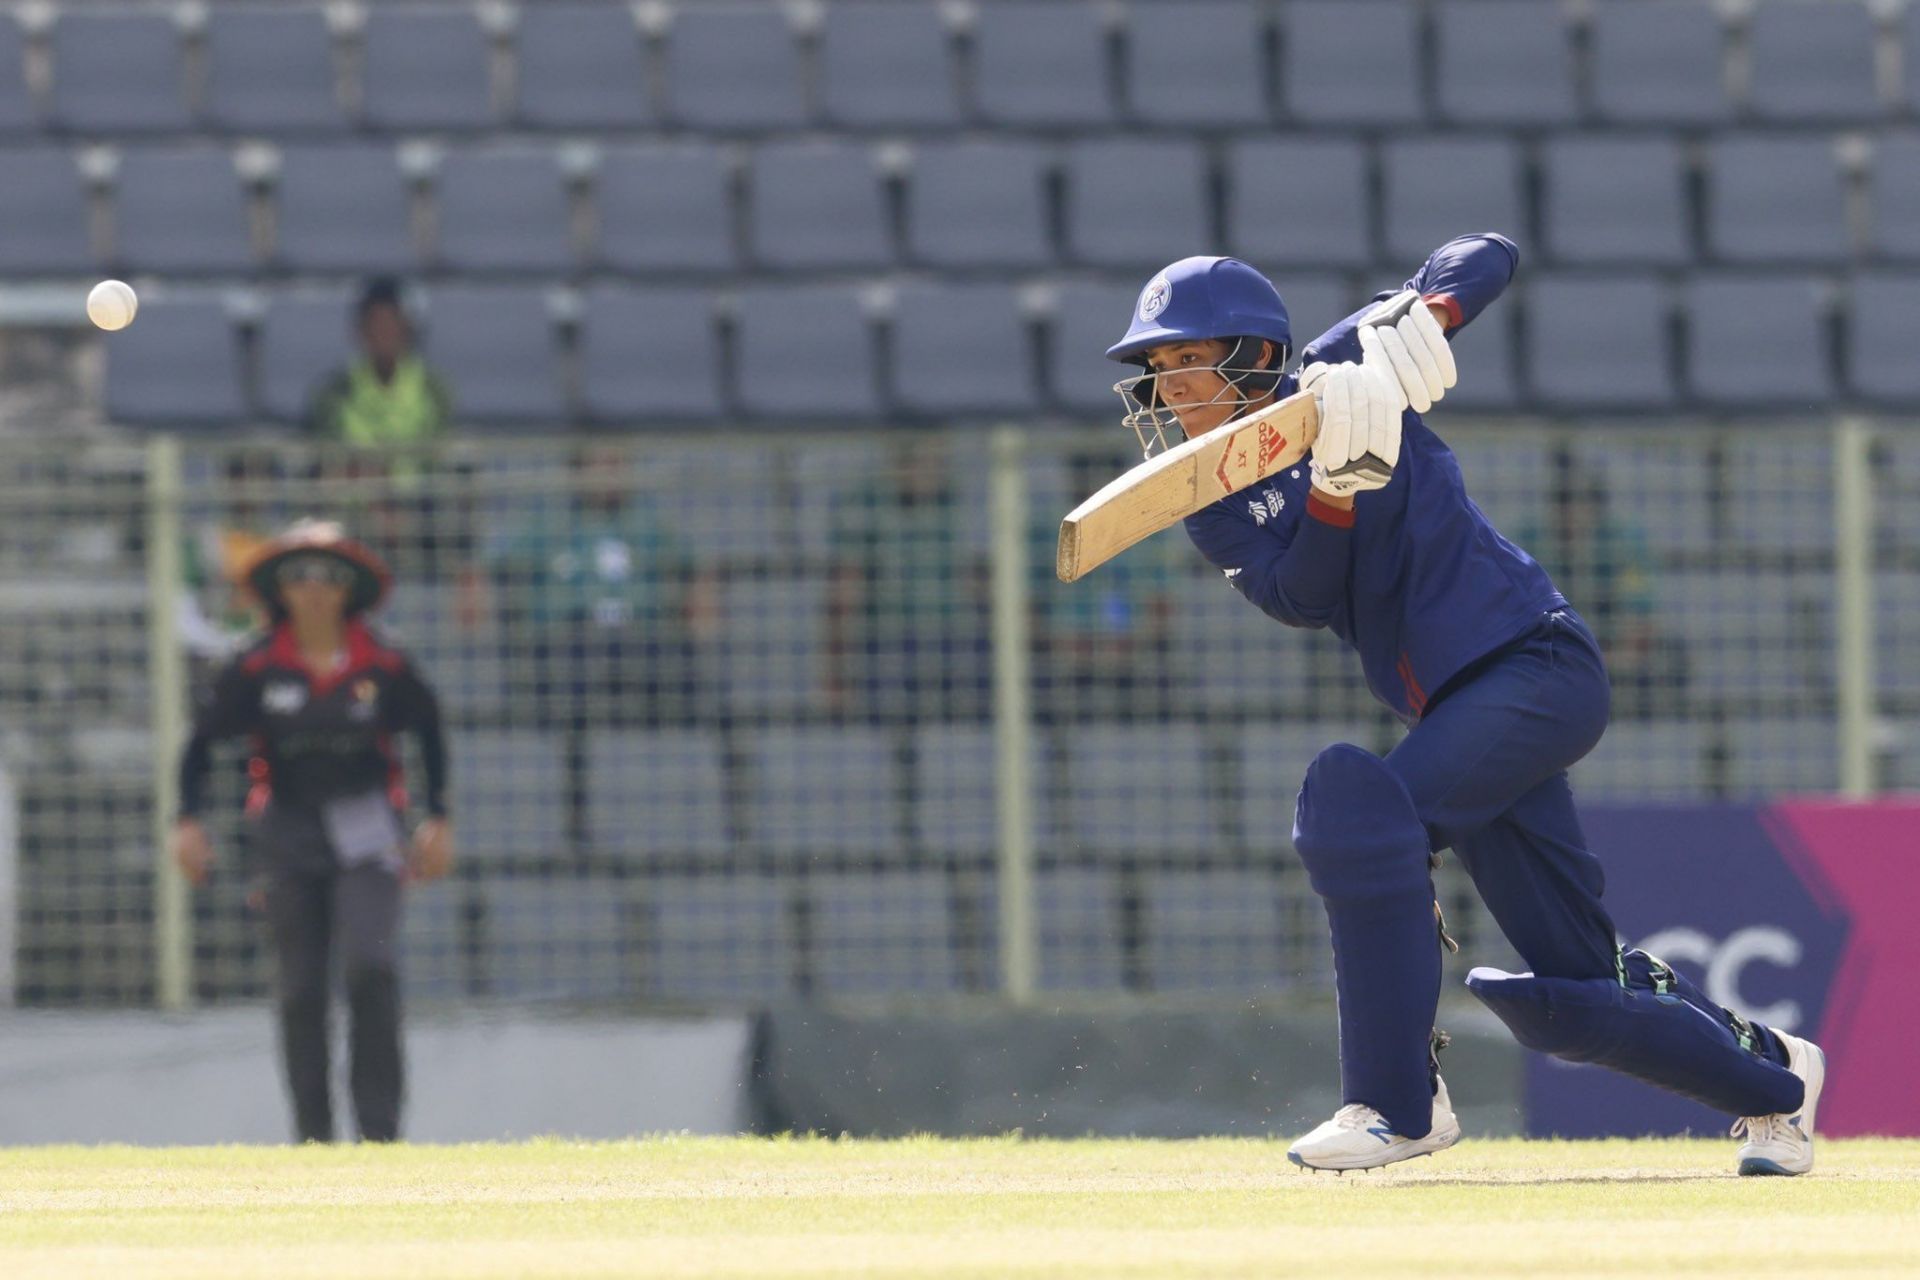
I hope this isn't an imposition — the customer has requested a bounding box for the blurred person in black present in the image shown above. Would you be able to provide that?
[170,519,454,1143]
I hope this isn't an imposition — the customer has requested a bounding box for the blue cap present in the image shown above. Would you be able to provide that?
[1104,256,1292,365]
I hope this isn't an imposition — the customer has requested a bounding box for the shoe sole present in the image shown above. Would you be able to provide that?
[1737,1039,1825,1178]
[1288,1123,1462,1172]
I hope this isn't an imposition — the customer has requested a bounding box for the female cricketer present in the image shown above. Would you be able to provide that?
[1102,235,1825,1175]
[171,519,453,1143]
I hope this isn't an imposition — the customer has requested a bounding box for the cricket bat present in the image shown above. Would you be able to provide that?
[1055,289,1422,584]
[1055,389,1319,583]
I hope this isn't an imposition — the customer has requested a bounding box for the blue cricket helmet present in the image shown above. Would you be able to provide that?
[1104,255,1292,366]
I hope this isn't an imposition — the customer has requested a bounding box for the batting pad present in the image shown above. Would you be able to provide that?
[1294,744,1444,1138]
[1466,961,1805,1119]
[1291,744,1430,899]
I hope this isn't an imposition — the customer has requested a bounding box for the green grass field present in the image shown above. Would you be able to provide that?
[2,1137,1917,1279]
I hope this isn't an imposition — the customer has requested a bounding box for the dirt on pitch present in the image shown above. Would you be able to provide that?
[2,1136,1917,1278]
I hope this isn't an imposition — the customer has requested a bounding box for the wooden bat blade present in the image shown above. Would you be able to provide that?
[1056,389,1319,582]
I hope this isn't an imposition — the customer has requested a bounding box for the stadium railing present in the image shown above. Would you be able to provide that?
[0,417,1905,1009]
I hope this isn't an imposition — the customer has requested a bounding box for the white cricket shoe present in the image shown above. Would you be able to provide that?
[1733,1030,1826,1177]
[1287,1076,1462,1172]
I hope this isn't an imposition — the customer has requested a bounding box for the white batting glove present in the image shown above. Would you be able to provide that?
[1310,362,1402,497]
[1357,301,1456,415]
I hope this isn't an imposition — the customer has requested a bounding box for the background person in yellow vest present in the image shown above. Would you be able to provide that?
[307,277,452,450]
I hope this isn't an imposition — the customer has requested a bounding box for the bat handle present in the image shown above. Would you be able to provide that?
[1360,288,1421,330]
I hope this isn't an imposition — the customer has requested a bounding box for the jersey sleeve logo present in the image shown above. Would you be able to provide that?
[1246,487,1284,525]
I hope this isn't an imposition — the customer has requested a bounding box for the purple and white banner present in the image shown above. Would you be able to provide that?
[1524,801,1920,1138]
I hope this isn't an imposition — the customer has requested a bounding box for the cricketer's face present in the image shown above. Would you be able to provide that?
[1142,339,1268,439]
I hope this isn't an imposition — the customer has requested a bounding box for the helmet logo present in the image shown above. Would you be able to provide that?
[1138,274,1171,322]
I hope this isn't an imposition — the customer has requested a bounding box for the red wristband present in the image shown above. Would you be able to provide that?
[1307,491,1357,528]
[1421,293,1463,331]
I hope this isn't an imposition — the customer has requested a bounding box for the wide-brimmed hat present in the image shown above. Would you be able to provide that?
[241,519,392,618]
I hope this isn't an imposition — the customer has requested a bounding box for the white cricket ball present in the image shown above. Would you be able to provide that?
[87,279,139,332]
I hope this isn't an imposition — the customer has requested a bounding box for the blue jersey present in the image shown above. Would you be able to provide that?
[1182,234,1565,723]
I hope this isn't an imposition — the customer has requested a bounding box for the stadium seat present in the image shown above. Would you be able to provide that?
[819,1,961,127]
[1036,868,1126,991]
[1684,274,1834,406]
[1726,718,1840,796]
[1281,0,1421,125]
[1442,303,1520,411]
[513,3,653,129]
[1279,275,1360,352]
[1541,137,1689,268]
[1705,136,1848,265]
[733,283,880,417]
[1722,437,1834,555]
[0,149,94,274]
[1909,2,1920,114]
[1525,275,1677,410]
[664,3,805,130]
[578,284,724,421]
[1586,0,1731,125]
[48,10,190,134]
[272,144,413,274]
[646,876,796,1001]
[1124,1,1266,126]
[1867,133,1920,261]
[1660,569,1832,705]
[202,7,345,134]
[420,285,565,423]
[748,141,890,270]
[1847,274,1920,403]
[1167,575,1320,716]
[406,585,509,722]
[112,149,253,274]
[1226,139,1369,268]
[1066,725,1222,857]
[255,291,353,422]
[889,283,1036,416]
[450,731,566,862]
[1142,870,1285,993]
[1433,0,1576,125]
[434,148,573,273]
[972,0,1116,126]
[718,575,828,717]
[586,730,731,859]
[103,298,246,425]
[480,877,632,1001]
[1876,569,1920,699]
[398,880,465,1001]
[746,726,904,858]
[0,15,35,135]
[1064,138,1209,268]
[593,143,736,273]
[1890,722,1920,793]
[913,724,1057,857]
[1047,282,1141,413]
[1571,722,1712,802]
[1568,435,1716,557]
[1379,138,1523,268]
[903,141,1051,269]
[1445,433,1554,537]
[1745,0,1879,123]
[809,871,960,994]
[1881,439,1920,559]
[360,7,493,132]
